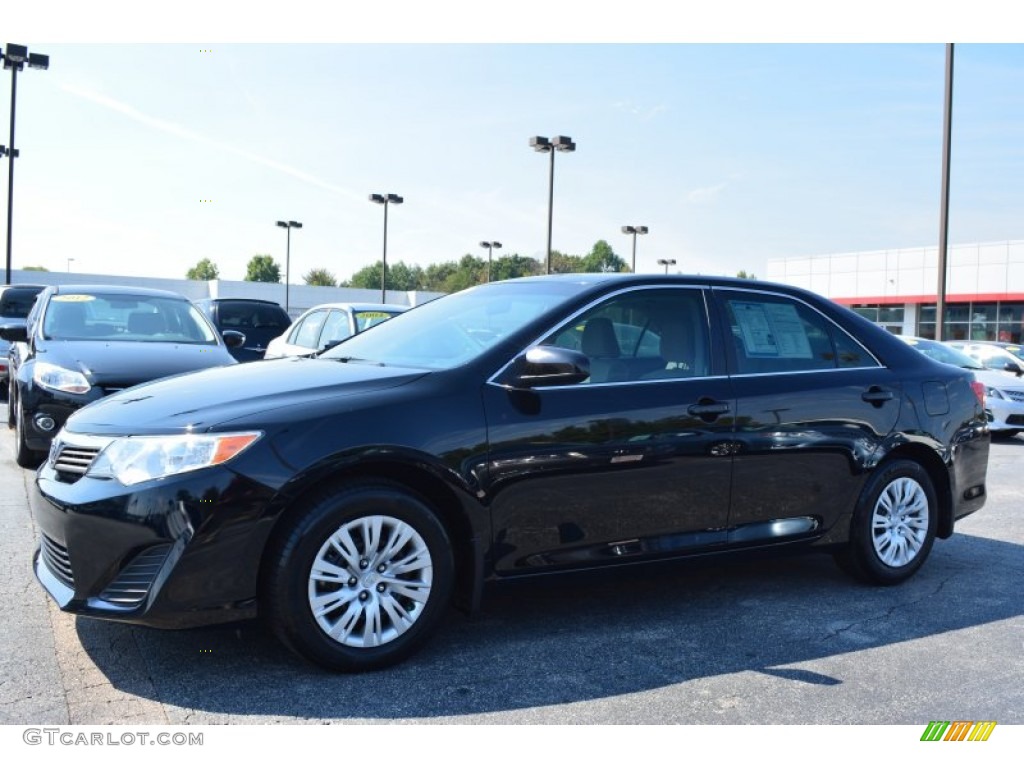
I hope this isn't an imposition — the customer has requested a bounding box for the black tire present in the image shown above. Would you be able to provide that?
[7,379,14,428]
[13,392,45,469]
[263,481,454,672]
[835,459,938,586]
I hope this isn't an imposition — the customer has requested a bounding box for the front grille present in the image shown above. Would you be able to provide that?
[1002,389,1024,403]
[1006,414,1024,426]
[40,534,75,588]
[98,544,172,607]
[53,444,101,479]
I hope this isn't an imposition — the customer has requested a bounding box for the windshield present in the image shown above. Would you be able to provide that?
[43,293,219,344]
[901,337,983,369]
[320,281,584,369]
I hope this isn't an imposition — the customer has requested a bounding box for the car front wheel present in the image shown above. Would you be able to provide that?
[835,459,938,585]
[263,482,454,672]
[13,392,45,469]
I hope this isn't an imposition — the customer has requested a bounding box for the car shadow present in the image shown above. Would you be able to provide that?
[73,531,1024,720]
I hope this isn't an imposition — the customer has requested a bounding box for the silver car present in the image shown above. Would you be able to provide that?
[264,302,407,359]
[900,336,1024,438]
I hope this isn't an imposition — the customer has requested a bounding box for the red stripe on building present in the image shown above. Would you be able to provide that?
[833,293,1024,306]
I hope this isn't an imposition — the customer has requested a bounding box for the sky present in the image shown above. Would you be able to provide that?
[3,5,1023,286]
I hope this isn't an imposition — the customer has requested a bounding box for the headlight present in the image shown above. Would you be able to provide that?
[86,432,262,485]
[985,387,1005,400]
[33,361,91,394]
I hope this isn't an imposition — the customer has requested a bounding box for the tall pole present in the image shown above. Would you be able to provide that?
[936,43,954,341]
[381,199,389,303]
[5,66,18,285]
[630,231,638,273]
[285,226,291,313]
[545,149,555,274]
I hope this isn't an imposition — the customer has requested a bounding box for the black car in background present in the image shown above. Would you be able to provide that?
[194,298,292,362]
[27,275,990,672]
[1,284,241,467]
[0,284,45,384]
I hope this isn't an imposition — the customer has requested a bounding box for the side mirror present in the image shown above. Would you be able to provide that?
[0,322,28,343]
[222,330,246,349]
[1004,361,1023,376]
[509,346,590,388]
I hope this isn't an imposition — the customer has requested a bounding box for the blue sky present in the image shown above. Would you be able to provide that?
[4,7,1024,284]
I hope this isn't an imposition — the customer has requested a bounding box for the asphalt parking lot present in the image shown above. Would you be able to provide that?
[1,396,1022,726]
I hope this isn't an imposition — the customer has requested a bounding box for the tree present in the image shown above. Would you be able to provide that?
[343,260,423,292]
[186,258,220,281]
[245,254,281,283]
[22,265,49,271]
[304,268,337,287]
[736,270,758,280]
[490,254,543,282]
[579,240,628,273]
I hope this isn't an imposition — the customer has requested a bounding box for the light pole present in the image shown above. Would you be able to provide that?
[529,135,575,274]
[3,44,50,285]
[657,258,676,275]
[67,257,74,273]
[370,193,403,303]
[621,225,648,273]
[479,241,502,282]
[275,220,302,313]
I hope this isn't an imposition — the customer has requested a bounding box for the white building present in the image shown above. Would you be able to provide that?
[766,239,1024,341]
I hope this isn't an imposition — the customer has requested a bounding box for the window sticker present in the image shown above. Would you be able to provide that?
[731,301,812,359]
[51,294,96,302]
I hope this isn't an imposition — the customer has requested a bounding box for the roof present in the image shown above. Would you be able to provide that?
[50,284,191,300]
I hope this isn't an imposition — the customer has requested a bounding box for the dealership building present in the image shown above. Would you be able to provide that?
[766,239,1024,342]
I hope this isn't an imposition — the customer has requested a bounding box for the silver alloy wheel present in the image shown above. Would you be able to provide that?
[871,476,930,567]
[307,514,433,648]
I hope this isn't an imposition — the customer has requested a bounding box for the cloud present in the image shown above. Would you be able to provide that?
[59,82,363,201]
[687,182,728,203]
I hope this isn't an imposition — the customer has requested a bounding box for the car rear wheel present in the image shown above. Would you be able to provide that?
[263,482,454,672]
[835,459,937,585]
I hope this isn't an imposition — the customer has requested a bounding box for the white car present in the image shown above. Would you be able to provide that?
[899,336,1024,438]
[264,302,407,359]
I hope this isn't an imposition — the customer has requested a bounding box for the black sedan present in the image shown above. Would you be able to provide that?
[2,284,241,467]
[26,275,989,672]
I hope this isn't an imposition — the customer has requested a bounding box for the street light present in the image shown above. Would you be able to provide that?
[530,135,576,274]
[657,258,676,275]
[67,257,74,273]
[3,43,50,285]
[369,193,403,303]
[479,241,502,282]
[621,225,649,273]
[275,220,302,313]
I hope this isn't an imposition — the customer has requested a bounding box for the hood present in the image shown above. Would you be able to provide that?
[65,356,429,435]
[39,340,236,386]
[972,366,1024,389]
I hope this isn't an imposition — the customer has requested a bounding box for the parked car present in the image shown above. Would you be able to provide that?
[194,298,292,362]
[0,284,45,384]
[264,302,407,359]
[27,275,989,672]
[946,340,1024,377]
[1,284,242,467]
[899,336,1024,438]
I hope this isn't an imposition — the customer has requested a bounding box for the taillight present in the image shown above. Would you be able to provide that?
[971,380,986,408]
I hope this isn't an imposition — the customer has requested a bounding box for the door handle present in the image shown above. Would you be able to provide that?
[861,387,894,405]
[688,400,731,418]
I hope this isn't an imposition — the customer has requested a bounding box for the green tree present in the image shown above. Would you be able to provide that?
[548,250,583,274]
[343,260,423,292]
[736,270,758,280]
[490,254,543,282]
[303,268,337,286]
[186,258,220,280]
[244,254,281,283]
[579,240,628,273]
[22,265,50,271]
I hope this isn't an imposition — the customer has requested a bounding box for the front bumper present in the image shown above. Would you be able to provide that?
[30,458,278,628]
